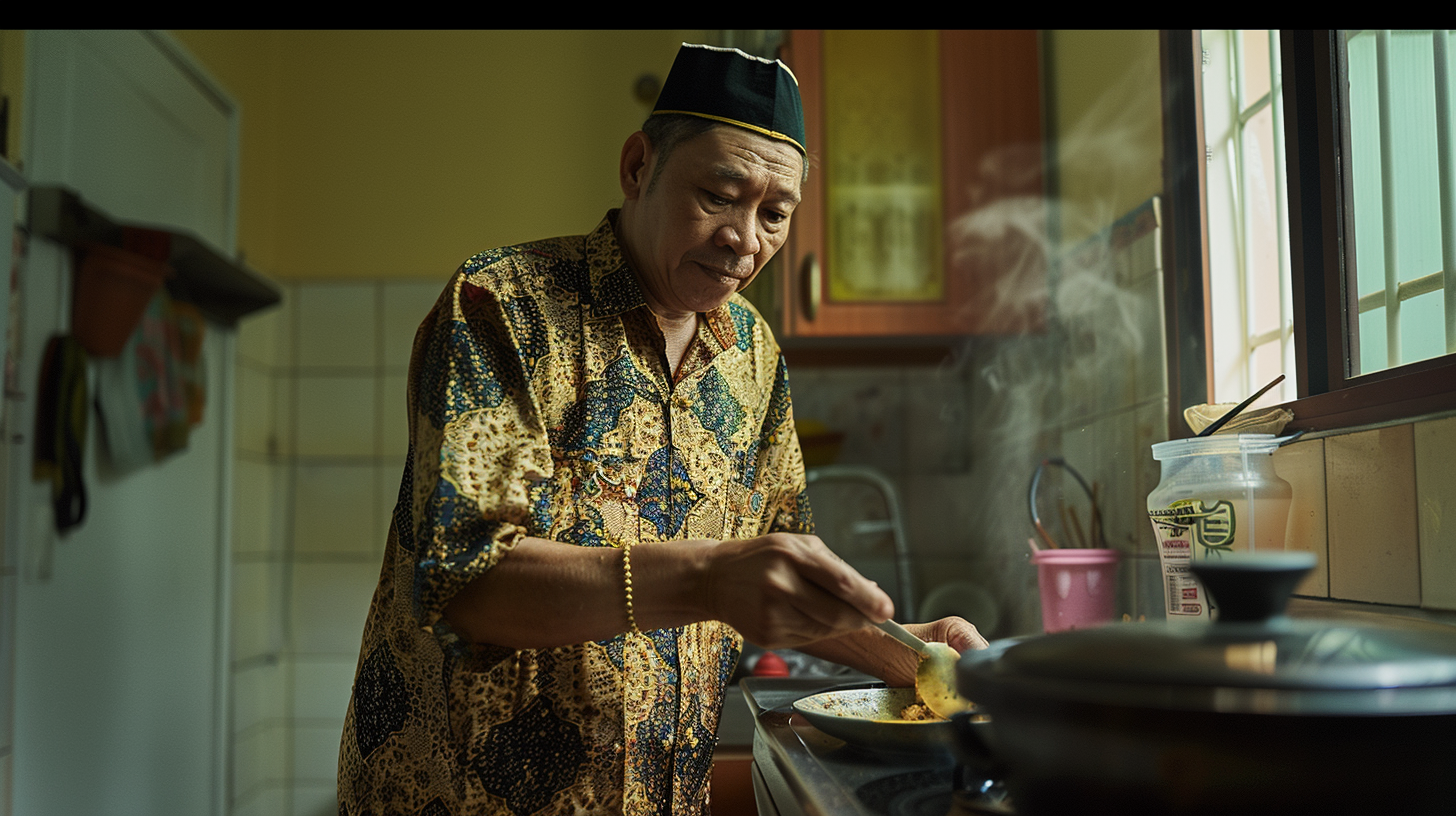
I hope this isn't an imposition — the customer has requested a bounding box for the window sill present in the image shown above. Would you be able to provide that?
[1283,355,1456,433]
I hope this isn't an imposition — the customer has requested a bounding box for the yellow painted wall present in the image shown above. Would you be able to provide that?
[1044,30,1164,246]
[173,29,700,281]
[15,31,1165,280]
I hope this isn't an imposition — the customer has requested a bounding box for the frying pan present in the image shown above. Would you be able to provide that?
[792,686,961,754]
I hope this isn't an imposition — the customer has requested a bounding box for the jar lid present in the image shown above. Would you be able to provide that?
[1151,433,1295,460]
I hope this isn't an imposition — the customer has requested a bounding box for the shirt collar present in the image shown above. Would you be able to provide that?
[585,211,744,353]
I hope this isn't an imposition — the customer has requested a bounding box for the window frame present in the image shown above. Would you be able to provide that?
[1161,29,1456,438]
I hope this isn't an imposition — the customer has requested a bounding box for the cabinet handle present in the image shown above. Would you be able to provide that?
[800,253,820,321]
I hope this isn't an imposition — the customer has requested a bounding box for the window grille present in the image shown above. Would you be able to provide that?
[1344,29,1455,375]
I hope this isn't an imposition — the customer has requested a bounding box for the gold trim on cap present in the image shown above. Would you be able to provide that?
[650,109,806,155]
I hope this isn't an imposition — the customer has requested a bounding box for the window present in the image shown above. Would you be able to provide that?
[1201,30,1296,407]
[1342,30,1454,376]
[1161,30,1456,435]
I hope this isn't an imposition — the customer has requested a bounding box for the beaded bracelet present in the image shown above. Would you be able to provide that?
[622,542,642,635]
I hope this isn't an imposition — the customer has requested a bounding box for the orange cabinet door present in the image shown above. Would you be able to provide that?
[776,29,1046,339]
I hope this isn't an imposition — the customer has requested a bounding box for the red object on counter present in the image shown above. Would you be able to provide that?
[751,652,791,677]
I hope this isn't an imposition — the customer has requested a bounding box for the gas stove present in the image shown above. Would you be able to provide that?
[739,676,1010,816]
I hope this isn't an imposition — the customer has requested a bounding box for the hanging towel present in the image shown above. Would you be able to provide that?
[32,335,88,532]
[95,289,208,471]
[94,329,153,474]
[132,290,205,461]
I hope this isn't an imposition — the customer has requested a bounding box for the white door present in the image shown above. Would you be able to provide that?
[13,29,236,816]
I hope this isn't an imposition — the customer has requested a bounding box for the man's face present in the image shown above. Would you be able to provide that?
[619,125,804,318]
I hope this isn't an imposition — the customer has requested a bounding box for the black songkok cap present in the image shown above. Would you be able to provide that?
[651,43,806,156]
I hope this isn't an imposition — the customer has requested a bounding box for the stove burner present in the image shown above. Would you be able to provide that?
[888,787,954,816]
[855,769,951,816]
[949,763,1013,815]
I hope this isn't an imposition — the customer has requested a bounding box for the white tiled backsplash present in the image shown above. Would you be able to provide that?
[1277,415,1456,616]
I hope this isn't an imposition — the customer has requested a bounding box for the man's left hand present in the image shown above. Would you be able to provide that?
[904,616,989,654]
[797,615,989,688]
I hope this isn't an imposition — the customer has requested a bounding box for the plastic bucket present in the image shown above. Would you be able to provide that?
[1031,548,1120,633]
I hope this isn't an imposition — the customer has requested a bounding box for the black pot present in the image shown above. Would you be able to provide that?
[955,552,1456,815]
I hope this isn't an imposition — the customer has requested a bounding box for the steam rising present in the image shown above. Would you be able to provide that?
[942,47,1164,630]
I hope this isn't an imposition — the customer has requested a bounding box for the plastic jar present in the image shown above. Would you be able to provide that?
[1146,434,1293,622]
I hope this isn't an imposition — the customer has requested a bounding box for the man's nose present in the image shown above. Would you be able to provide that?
[716,214,761,257]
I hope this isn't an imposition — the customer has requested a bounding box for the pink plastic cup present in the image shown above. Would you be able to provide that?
[1031,548,1121,633]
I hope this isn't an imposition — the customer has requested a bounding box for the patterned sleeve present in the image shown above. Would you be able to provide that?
[760,353,815,536]
[401,267,555,631]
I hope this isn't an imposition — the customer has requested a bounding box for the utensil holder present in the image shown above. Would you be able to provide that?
[1031,548,1120,632]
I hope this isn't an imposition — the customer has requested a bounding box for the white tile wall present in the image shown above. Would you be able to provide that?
[901,471,979,557]
[233,458,281,556]
[1326,426,1421,605]
[272,371,298,458]
[1416,415,1456,610]
[295,283,378,370]
[232,560,284,662]
[376,463,401,557]
[295,376,378,458]
[230,279,439,814]
[234,363,275,456]
[291,783,339,816]
[234,786,289,816]
[379,372,409,458]
[233,721,289,803]
[292,463,382,556]
[902,369,972,474]
[789,366,907,476]
[292,722,346,782]
[233,660,286,735]
[380,280,446,371]
[290,562,379,656]
[292,658,358,723]
[1273,438,1330,598]
[236,301,285,370]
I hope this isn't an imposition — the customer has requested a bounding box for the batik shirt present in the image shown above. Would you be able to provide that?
[338,213,812,816]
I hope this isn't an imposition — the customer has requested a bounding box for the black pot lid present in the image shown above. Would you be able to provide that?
[986,619,1456,691]
[975,553,1456,693]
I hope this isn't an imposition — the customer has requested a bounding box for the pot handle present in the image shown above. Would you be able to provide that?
[1189,551,1317,624]
[949,712,1002,777]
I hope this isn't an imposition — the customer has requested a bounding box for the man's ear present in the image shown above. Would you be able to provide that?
[620,131,653,201]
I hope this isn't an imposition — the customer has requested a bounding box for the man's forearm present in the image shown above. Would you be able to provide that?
[441,532,895,652]
[442,537,714,649]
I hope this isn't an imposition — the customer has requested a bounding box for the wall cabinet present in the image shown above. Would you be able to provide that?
[768,29,1046,341]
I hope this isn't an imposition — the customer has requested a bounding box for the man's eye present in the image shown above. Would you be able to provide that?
[704,191,731,206]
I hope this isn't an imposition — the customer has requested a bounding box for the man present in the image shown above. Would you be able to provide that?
[338,43,984,816]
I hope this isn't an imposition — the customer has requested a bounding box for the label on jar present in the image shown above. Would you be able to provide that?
[1148,499,1237,618]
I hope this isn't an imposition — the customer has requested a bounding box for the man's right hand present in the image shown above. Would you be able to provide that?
[696,533,894,649]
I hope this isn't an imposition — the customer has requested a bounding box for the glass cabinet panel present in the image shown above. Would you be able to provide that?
[822,30,944,303]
